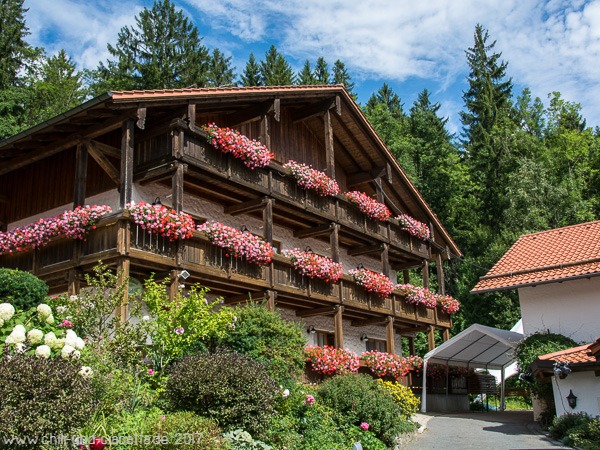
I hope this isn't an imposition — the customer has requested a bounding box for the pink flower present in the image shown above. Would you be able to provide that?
[349,268,395,298]
[175,327,185,335]
[360,422,369,431]
[282,249,343,283]
[305,345,359,375]
[304,395,315,405]
[346,191,391,222]
[127,202,194,241]
[89,437,106,450]
[205,123,273,169]
[283,160,340,197]
[396,214,431,241]
[148,369,155,376]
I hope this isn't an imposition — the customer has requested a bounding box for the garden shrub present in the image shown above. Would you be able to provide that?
[318,373,417,446]
[549,412,591,439]
[216,303,306,384]
[377,379,420,418]
[222,429,272,449]
[0,268,48,310]
[0,354,95,448]
[166,351,279,436]
[549,413,600,449]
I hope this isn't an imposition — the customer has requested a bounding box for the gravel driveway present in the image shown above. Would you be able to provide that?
[410,411,569,450]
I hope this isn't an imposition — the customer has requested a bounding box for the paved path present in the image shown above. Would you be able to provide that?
[410,411,569,450]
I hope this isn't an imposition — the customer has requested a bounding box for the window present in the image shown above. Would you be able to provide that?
[366,338,387,352]
[316,331,335,347]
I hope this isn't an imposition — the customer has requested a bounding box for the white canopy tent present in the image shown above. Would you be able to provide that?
[421,324,523,412]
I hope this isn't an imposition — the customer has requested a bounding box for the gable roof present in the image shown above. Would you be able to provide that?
[0,85,461,258]
[471,220,600,293]
[537,340,599,365]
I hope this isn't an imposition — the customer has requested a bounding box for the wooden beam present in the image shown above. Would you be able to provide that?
[265,289,276,311]
[187,102,196,127]
[396,325,430,335]
[225,292,266,305]
[382,243,391,278]
[443,329,451,342]
[436,253,445,295]
[136,105,146,129]
[172,162,185,213]
[86,140,120,186]
[120,119,135,208]
[427,325,436,351]
[0,194,8,204]
[403,270,410,284]
[324,109,336,179]
[330,223,340,263]
[296,305,339,318]
[292,96,340,123]
[334,305,344,348]
[408,336,415,355]
[263,197,273,243]
[293,224,332,239]
[224,198,268,216]
[346,166,387,189]
[227,100,277,127]
[0,114,130,176]
[116,257,130,322]
[67,269,81,296]
[260,113,270,149]
[134,163,177,185]
[87,140,120,159]
[422,260,430,288]
[348,244,382,257]
[386,316,395,354]
[351,317,389,327]
[73,143,88,208]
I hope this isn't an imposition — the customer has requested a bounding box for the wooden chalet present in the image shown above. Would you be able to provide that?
[0,85,461,354]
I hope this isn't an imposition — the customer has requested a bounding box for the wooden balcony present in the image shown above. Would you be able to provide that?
[135,127,430,266]
[0,215,451,329]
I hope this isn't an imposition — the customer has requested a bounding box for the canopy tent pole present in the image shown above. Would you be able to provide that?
[421,358,428,412]
[500,363,506,411]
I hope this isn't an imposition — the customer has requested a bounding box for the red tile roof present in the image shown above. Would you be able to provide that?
[472,220,600,293]
[538,339,600,365]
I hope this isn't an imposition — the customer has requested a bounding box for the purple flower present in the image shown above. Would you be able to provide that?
[175,327,184,335]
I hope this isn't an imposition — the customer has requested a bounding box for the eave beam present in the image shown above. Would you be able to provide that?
[351,317,389,327]
[293,224,333,239]
[296,305,341,318]
[86,140,120,186]
[347,166,387,189]
[292,96,341,123]
[348,244,383,257]
[227,99,281,127]
[224,198,271,216]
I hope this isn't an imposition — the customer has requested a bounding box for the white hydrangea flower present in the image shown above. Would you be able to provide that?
[65,330,79,348]
[15,343,26,353]
[6,325,26,344]
[74,337,85,350]
[0,303,15,321]
[13,324,26,334]
[37,303,52,319]
[69,295,78,302]
[282,389,290,398]
[61,344,75,359]
[0,318,3,327]
[45,314,54,325]
[27,329,44,345]
[142,315,150,321]
[78,366,93,378]
[35,345,51,358]
[56,305,68,314]
[44,332,62,350]
[72,350,81,359]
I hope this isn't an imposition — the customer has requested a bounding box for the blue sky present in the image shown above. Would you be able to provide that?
[24,0,600,133]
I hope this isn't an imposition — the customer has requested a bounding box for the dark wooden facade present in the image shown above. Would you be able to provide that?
[0,86,461,351]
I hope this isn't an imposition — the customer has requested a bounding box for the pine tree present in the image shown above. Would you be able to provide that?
[207,49,235,87]
[366,83,404,119]
[297,60,316,85]
[313,57,329,84]
[260,45,294,86]
[89,0,210,92]
[240,53,262,86]
[332,60,355,94]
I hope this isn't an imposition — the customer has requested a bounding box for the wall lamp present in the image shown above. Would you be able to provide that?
[241,225,249,234]
[553,361,571,379]
[307,325,316,334]
[360,335,369,342]
[152,197,162,206]
[566,390,577,409]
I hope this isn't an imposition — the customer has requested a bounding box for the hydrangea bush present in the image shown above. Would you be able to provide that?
[281,248,343,283]
[205,123,273,169]
[349,267,395,298]
[283,160,340,197]
[345,191,391,222]
[198,221,274,265]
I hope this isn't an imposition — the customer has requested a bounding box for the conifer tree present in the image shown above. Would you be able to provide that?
[259,45,294,86]
[207,49,235,87]
[297,60,316,85]
[240,53,262,86]
[366,82,404,119]
[332,60,355,94]
[313,57,329,84]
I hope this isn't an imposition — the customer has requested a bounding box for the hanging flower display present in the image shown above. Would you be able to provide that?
[0,205,112,255]
[197,221,274,265]
[305,345,359,376]
[127,202,194,241]
[205,123,273,169]
[281,248,343,283]
[349,267,395,298]
[360,351,422,379]
[283,160,340,197]
[396,283,437,308]
[437,294,461,314]
[396,214,431,241]
[345,191,391,222]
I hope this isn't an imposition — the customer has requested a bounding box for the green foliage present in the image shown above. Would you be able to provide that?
[332,59,355,94]
[313,57,330,84]
[166,351,279,436]
[207,48,235,87]
[297,60,316,85]
[217,303,306,384]
[318,373,417,446]
[240,53,261,86]
[0,0,30,90]
[143,277,235,373]
[259,45,295,86]
[515,332,578,373]
[549,413,600,450]
[0,268,48,310]
[0,355,95,448]
[222,429,272,449]
[377,379,420,418]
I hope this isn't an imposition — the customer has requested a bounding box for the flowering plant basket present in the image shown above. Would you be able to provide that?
[345,191,391,222]
[281,249,343,283]
[127,202,194,241]
[437,294,460,314]
[396,214,431,241]
[396,283,437,308]
[283,160,340,197]
[305,345,359,376]
[0,205,112,255]
[205,123,273,169]
[349,267,395,298]
[360,351,411,379]
[197,221,274,265]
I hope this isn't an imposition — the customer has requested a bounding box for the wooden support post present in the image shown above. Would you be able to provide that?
[376,177,385,203]
[443,329,451,342]
[334,306,344,349]
[172,162,185,213]
[324,110,335,179]
[382,243,391,278]
[422,260,430,288]
[260,114,271,149]
[436,253,445,295]
[403,269,410,284]
[168,269,179,302]
[408,337,416,355]
[116,257,130,322]
[119,119,134,208]
[265,289,276,311]
[73,143,88,207]
[67,270,80,297]
[427,325,436,351]
[263,197,273,243]
[330,223,340,263]
[386,316,395,354]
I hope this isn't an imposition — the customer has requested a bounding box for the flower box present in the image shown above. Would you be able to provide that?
[205,123,273,170]
[127,202,194,241]
[305,345,359,376]
[281,249,343,283]
[283,160,340,197]
[396,283,460,314]
[396,214,431,241]
[345,191,391,222]
[349,267,395,298]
